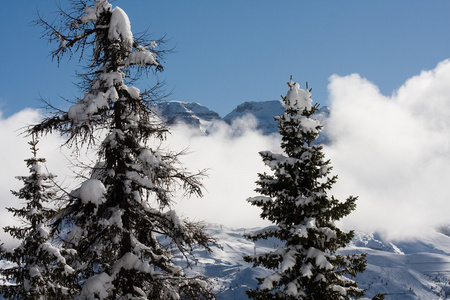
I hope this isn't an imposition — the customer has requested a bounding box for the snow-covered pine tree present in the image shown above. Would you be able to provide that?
[0,136,76,299]
[244,79,372,299]
[30,1,216,299]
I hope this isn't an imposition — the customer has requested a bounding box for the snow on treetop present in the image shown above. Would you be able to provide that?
[285,80,312,111]
[109,7,133,51]
[79,2,135,51]
[80,0,113,24]
[80,6,97,24]
[79,1,160,68]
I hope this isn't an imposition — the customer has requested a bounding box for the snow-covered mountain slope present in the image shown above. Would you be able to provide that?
[2,225,449,299]
[178,225,450,299]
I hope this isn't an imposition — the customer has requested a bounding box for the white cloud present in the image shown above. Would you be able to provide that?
[2,60,450,244]
[168,116,280,229]
[325,59,450,240]
[0,110,279,247]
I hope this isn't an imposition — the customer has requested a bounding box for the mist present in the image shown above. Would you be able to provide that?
[167,116,280,229]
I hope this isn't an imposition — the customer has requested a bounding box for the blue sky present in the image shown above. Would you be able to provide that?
[1,1,450,117]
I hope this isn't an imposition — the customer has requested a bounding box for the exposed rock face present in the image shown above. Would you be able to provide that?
[155,101,221,128]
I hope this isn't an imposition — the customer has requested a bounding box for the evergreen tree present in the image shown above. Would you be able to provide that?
[0,136,76,299]
[30,1,216,299]
[244,79,374,299]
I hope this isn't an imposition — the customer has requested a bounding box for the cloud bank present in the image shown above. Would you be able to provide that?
[326,59,450,240]
[2,59,450,244]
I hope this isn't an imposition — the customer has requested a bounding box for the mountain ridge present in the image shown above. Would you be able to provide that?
[154,100,331,140]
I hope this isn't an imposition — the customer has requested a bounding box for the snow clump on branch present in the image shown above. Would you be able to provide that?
[73,179,106,205]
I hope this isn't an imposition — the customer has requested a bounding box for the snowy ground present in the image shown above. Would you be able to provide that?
[1,225,450,299]
[180,225,450,299]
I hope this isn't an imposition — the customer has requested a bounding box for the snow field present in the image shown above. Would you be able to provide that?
[172,225,450,299]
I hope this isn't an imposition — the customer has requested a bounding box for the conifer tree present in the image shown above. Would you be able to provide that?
[244,79,373,299]
[0,136,76,299]
[30,1,216,299]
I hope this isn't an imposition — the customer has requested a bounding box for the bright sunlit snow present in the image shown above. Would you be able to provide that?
[285,80,312,111]
[108,7,133,50]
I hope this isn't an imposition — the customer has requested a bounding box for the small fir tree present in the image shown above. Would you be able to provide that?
[31,1,216,299]
[0,136,76,299]
[244,79,372,299]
